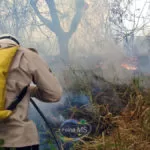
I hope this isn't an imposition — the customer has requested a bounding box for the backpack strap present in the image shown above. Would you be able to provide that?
[7,85,29,110]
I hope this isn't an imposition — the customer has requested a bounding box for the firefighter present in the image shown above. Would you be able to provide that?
[0,34,62,150]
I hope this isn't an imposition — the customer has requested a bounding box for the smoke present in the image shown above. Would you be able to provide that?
[1,1,150,149]
[25,0,143,131]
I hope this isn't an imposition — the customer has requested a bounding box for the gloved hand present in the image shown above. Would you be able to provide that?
[29,85,38,97]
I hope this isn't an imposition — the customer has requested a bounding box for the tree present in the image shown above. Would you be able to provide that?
[0,0,31,38]
[30,0,85,63]
[107,0,150,55]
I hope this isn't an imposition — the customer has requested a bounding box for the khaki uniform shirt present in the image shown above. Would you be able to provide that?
[0,41,62,147]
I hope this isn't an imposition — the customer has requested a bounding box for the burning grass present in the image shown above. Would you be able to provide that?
[73,93,150,150]
[62,68,150,150]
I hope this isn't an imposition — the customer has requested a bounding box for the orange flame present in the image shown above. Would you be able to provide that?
[121,64,137,70]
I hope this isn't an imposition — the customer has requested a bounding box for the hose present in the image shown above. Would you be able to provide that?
[30,98,61,150]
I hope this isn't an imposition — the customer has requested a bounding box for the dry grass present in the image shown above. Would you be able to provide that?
[62,68,150,150]
[73,84,150,150]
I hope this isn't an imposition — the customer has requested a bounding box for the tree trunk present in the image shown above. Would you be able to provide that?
[58,35,70,64]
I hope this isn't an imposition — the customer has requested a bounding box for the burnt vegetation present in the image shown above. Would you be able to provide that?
[62,68,150,150]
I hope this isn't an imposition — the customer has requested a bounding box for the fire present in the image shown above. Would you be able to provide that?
[121,64,137,70]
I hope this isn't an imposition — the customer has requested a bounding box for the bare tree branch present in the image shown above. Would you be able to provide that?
[68,0,85,38]
[30,0,56,32]
[134,0,148,30]
[45,0,63,35]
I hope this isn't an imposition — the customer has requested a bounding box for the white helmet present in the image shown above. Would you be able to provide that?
[0,34,20,45]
